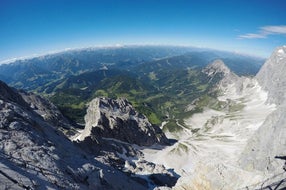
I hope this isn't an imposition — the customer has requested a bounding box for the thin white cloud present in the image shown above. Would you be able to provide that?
[238,25,286,39]
[239,33,267,39]
[261,25,286,34]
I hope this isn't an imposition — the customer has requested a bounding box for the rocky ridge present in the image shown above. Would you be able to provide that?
[75,97,169,146]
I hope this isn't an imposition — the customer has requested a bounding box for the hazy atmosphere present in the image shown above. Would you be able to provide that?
[1,0,286,63]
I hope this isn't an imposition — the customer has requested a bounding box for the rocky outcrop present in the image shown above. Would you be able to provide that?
[76,97,169,146]
[203,59,232,77]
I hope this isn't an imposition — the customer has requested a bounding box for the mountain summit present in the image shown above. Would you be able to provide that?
[203,59,242,94]
[203,59,231,76]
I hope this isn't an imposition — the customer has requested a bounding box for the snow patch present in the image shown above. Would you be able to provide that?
[278,48,285,54]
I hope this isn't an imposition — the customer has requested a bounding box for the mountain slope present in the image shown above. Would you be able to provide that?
[0,80,177,189]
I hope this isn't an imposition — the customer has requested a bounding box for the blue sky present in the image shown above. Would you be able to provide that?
[0,0,286,62]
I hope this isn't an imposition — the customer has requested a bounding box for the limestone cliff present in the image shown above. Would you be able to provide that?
[256,46,286,105]
[240,46,286,174]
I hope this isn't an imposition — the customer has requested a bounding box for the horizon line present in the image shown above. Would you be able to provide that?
[0,43,267,65]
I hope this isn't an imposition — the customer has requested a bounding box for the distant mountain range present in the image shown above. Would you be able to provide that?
[0,46,265,125]
[0,46,264,91]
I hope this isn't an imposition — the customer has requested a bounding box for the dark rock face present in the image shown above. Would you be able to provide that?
[150,173,178,187]
[80,97,169,146]
[0,80,29,107]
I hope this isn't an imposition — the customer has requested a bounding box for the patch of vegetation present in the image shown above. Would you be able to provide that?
[229,102,245,112]
[163,120,181,133]
[170,143,189,154]
[191,128,200,134]
[21,52,224,126]
[192,94,226,112]
[49,65,219,127]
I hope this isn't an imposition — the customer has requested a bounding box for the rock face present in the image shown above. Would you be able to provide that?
[19,90,74,128]
[77,97,169,146]
[240,46,286,173]
[256,46,286,105]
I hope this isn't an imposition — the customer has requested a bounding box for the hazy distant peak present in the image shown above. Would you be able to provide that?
[204,59,231,76]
